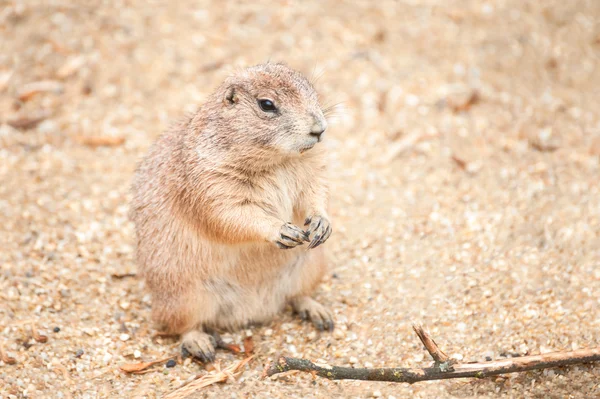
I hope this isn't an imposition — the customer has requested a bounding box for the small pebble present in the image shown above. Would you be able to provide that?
[119,333,130,341]
[75,349,84,358]
[133,350,141,359]
[349,356,358,364]
[53,327,60,333]
[166,359,176,368]
[372,391,382,398]
[483,350,494,361]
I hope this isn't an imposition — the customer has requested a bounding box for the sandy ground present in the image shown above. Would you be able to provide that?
[1,0,600,398]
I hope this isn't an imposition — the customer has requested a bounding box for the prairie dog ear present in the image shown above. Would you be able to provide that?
[224,85,239,105]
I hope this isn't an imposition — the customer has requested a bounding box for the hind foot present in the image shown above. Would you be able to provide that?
[181,330,216,363]
[290,296,334,331]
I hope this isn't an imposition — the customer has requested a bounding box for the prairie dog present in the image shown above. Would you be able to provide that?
[130,63,333,361]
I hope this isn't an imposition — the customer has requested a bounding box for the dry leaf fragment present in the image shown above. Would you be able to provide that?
[204,362,217,372]
[111,272,137,279]
[528,127,560,152]
[120,356,174,374]
[33,332,48,343]
[222,343,242,354]
[17,80,64,102]
[243,336,254,355]
[451,153,482,175]
[0,343,17,365]
[7,111,51,130]
[448,90,480,113]
[53,364,72,382]
[76,135,126,148]
[451,154,467,170]
[57,56,86,79]
[30,324,48,343]
[0,70,14,92]
[383,132,420,162]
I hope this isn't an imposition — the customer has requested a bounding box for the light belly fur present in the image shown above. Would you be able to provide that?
[200,242,309,331]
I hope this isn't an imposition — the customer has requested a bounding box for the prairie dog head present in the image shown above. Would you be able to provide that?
[216,63,327,155]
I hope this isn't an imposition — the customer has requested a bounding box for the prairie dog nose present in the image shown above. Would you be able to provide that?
[310,117,328,137]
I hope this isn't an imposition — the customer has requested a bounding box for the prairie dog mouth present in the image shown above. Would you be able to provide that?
[299,142,318,154]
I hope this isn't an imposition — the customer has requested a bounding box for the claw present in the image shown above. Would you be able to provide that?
[299,310,308,320]
[308,233,323,249]
[276,223,309,249]
[323,226,332,242]
[181,330,216,364]
[310,218,322,232]
[314,320,324,331]
[181,346,191,358]
[304,215,331,249]
[291,297,334,333]
[324,319,334,331]
[204,351,216,363]
[276,242,294,249]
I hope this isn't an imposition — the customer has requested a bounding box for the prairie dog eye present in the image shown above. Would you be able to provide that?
[258,99,277,112]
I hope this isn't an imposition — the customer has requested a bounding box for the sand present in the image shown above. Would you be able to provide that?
[1,0,599,398]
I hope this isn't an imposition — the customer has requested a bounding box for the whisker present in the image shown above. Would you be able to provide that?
[310,65,326,86]
[322,101,346,114]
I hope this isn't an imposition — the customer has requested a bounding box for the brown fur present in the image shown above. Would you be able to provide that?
[130,63,333,359]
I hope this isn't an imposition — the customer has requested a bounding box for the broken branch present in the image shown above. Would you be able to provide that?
[412,325,449,364]
[263,324,600,383]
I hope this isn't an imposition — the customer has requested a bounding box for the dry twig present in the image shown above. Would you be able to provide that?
[111,272,137,279]
[75,135,126,148]
[17,80,64,101]
[263,324,600,383]
[412,324,449,364]
[120,356,175,374]
[164,356,253,399]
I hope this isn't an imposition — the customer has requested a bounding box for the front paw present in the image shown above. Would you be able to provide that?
[274,222,310,249]
[304,215,332,249]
